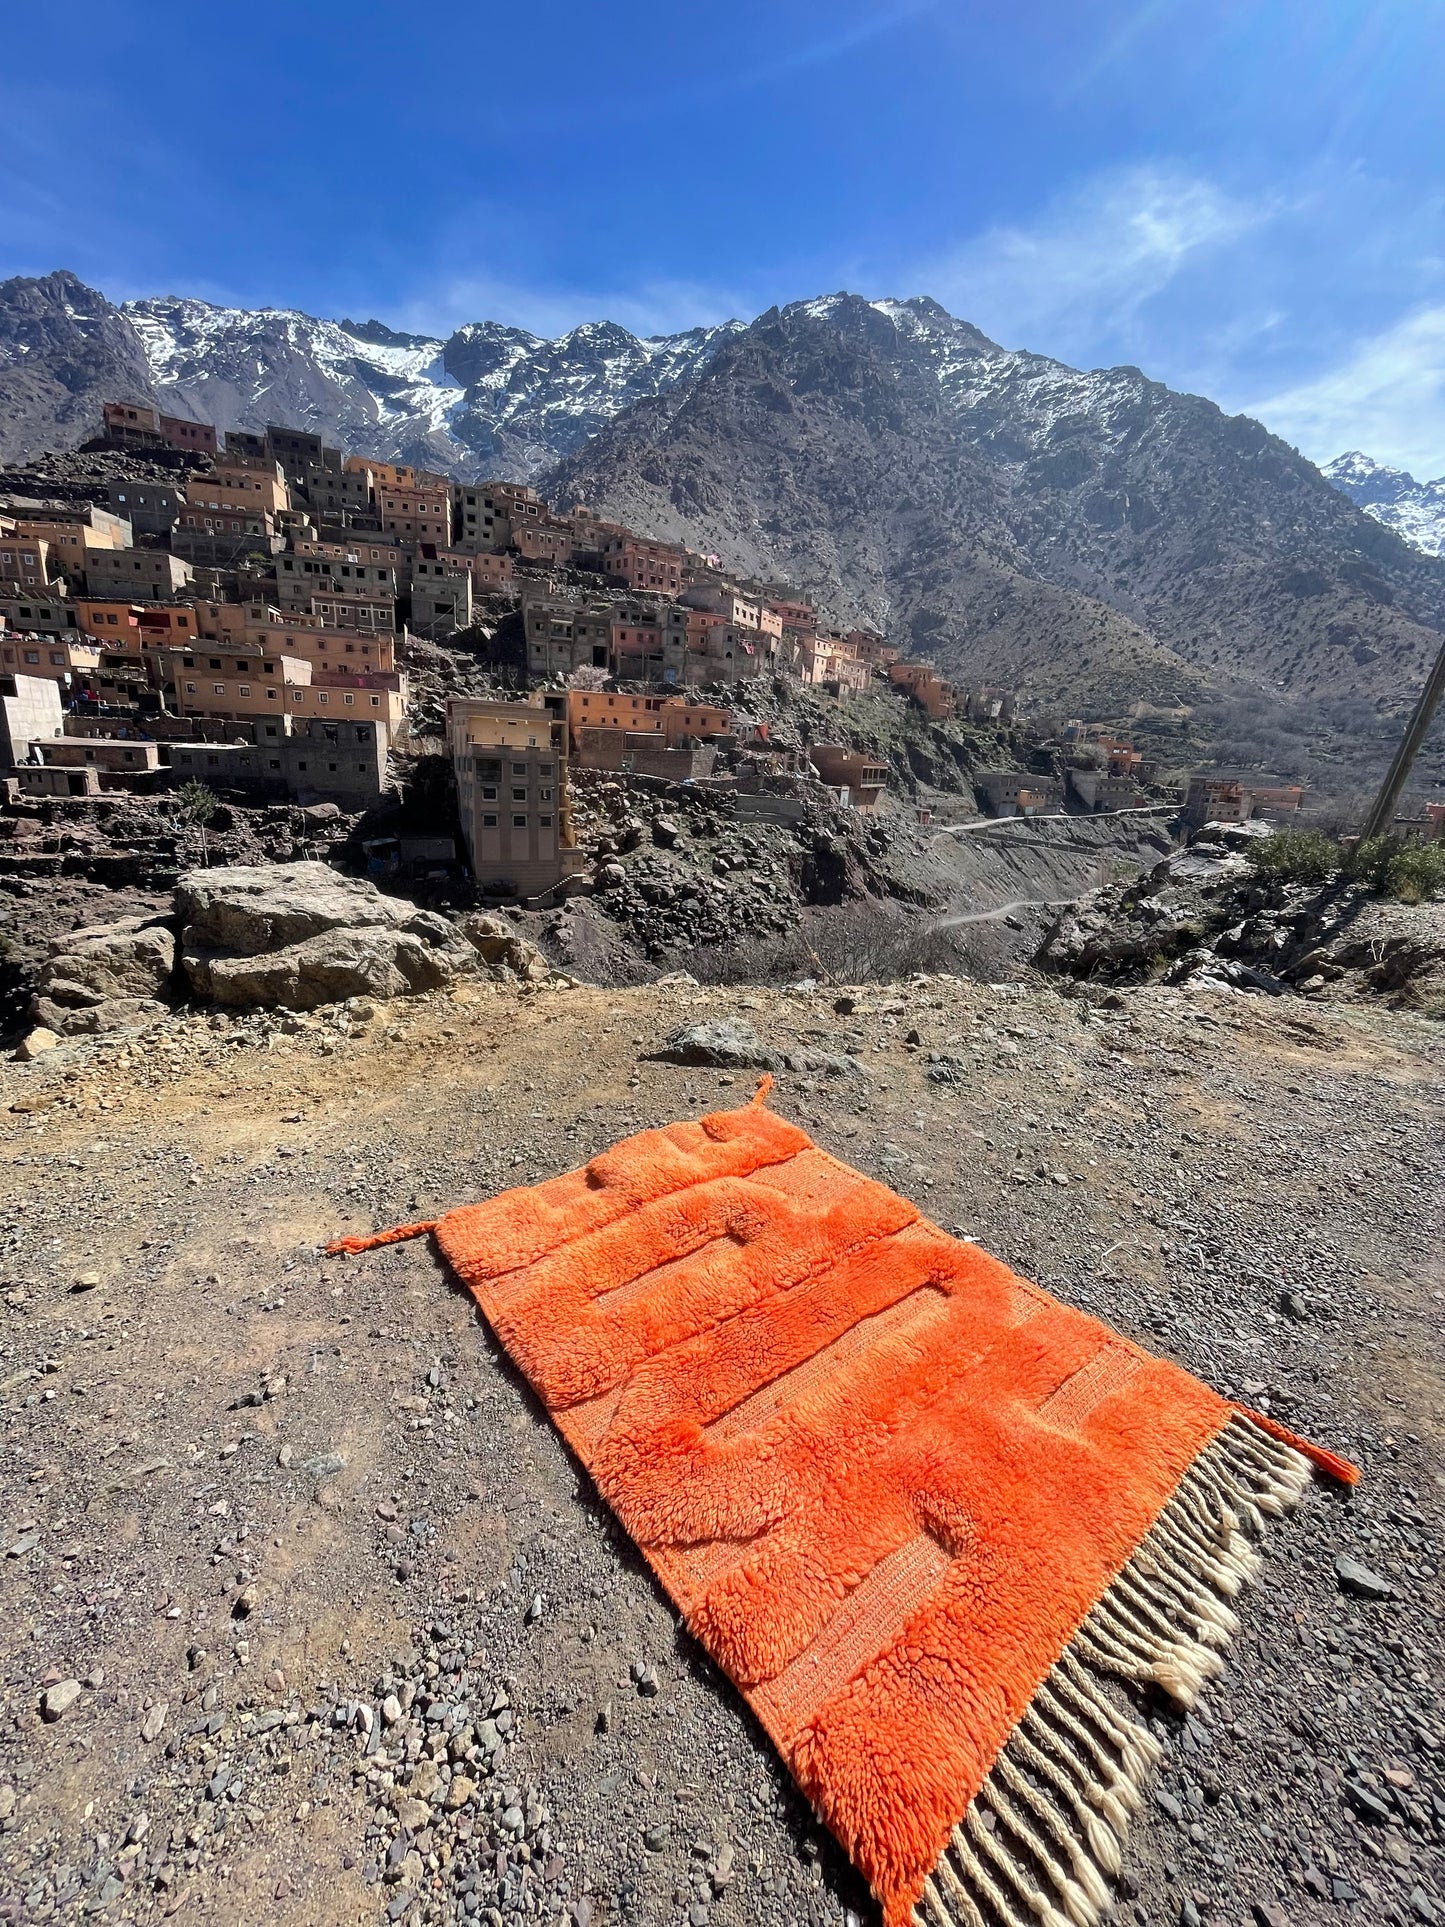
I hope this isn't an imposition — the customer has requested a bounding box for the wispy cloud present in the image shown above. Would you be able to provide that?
[733,0,935,90]
[919,164,1278,364]
[1247,305,1445,481]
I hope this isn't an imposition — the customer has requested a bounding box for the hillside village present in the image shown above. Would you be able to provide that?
[0,397,1343,926]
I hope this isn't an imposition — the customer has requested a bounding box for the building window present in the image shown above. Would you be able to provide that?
[481,785,497,800]
[539,814,553,827]
[512,787,527,802]
[482,813,497,827]
[512,814,527,829]
[239,685,251,696]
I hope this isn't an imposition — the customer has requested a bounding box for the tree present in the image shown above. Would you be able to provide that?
[177,779,219,867]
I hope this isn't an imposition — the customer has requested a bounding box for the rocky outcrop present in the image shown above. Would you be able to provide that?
[31,915,177,1035]
[177,863,475,1011]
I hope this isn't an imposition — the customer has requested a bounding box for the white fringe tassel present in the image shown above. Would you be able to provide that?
[912,1415,1312,1927]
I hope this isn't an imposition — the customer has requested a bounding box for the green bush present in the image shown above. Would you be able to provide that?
[1381,841,1445,904]
[1243,829,1341,883]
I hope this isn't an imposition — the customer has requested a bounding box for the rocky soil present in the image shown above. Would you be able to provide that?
[0,971,1440,1927]
[1040,826,1445,1018]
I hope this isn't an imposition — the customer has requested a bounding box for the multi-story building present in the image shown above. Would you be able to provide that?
[274,550,398,610]
[0,630,99,682]
[82,548,194,601]
[1181,776,1303,827]
[0,595,78,638]
[565,691,731,751]
[601,533,685,595]
[75,599,199,652]
[0,671,64,766]
[890,660,955,719]
[610,604,690,683]
[8,504,131,583]
[450,480,545,553]
[104,480,183,537]
[0,533,55,589]
[377,482,451,545]
[522,590,615,678]
[409,560,473,638]
[102,402,218,457]
[684,622,778,683]
[976,771,1058,817]
[185,461,291,518]
[808,744,889,811]
[448,697,579,897]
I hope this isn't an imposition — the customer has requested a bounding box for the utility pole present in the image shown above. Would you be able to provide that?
[1359,632,1445,842]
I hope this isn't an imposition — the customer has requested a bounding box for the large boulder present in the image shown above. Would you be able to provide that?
[176,862,411,955]
[177,863,476,1011]
[31,916,177,1036]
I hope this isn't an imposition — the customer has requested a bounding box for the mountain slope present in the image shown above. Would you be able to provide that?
[545,293,1445,719]
[0,270,161,463]
[1323,451,1445,559]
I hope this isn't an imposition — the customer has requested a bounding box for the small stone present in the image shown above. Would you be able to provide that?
[445,1775,477,1811]
[1410,1887,1439,1923]
[596,1701,613,1735]
[71,1272,103,1294]
[526,1592,544,1624]
[277,1443,293,1468]
[382,1694,403,1726]
[1252,1903,1290,1927]
[233,1583,259,1617]
[41,1679,82,1721]
[393,1796,430,1833]
[502,1804,524,1833]
[636,1666,660,1698]
[1334,1553,1395,1600]
[711,1845,734,1892]
[16,1026,61,1061]
[140,1701,168,1743]
[643,1823,669,1852]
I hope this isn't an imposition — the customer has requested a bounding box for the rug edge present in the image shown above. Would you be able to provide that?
[906,1413,1315,1927]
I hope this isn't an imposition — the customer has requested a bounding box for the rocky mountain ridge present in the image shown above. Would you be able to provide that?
[545,293,1445,727]
[0,269,740,477]
[1324,450,1445,558]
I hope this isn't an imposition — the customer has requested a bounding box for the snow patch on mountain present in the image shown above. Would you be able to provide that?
[1323,451,1445,558]
[121,295,742,481]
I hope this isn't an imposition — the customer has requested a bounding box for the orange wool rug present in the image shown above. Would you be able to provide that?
[330,1085,1355,1927]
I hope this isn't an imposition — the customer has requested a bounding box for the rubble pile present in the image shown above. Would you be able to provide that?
[564,774,938,965]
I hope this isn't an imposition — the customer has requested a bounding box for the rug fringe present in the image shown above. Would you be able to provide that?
[324,1220,438,1256]
[911,1415,1316,1927]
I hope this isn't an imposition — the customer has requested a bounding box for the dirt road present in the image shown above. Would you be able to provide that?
[0,975,1440,1927]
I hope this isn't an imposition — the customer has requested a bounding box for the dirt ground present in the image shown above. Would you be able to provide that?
[0,974,1441,1927]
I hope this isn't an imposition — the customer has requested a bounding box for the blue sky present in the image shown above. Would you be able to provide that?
[4,0,1445,475]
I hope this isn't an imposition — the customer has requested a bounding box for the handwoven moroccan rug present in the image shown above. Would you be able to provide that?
[330,1084,1355,1927]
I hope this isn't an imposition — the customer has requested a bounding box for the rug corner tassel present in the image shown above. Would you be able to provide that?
[750,1072,775,1107]
[1231,1404,1360,1485]
[324,1219,438,1257]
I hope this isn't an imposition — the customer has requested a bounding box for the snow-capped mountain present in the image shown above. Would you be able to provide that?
[118,295,742,481]
[1323,451,1445,558]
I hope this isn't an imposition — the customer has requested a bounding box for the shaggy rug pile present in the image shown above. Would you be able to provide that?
[331,1085,1354,1927]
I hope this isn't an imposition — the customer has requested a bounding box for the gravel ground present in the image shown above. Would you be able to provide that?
[0,974,1440,1927]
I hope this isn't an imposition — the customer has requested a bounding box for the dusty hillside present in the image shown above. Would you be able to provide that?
[0,975,1441,1927]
